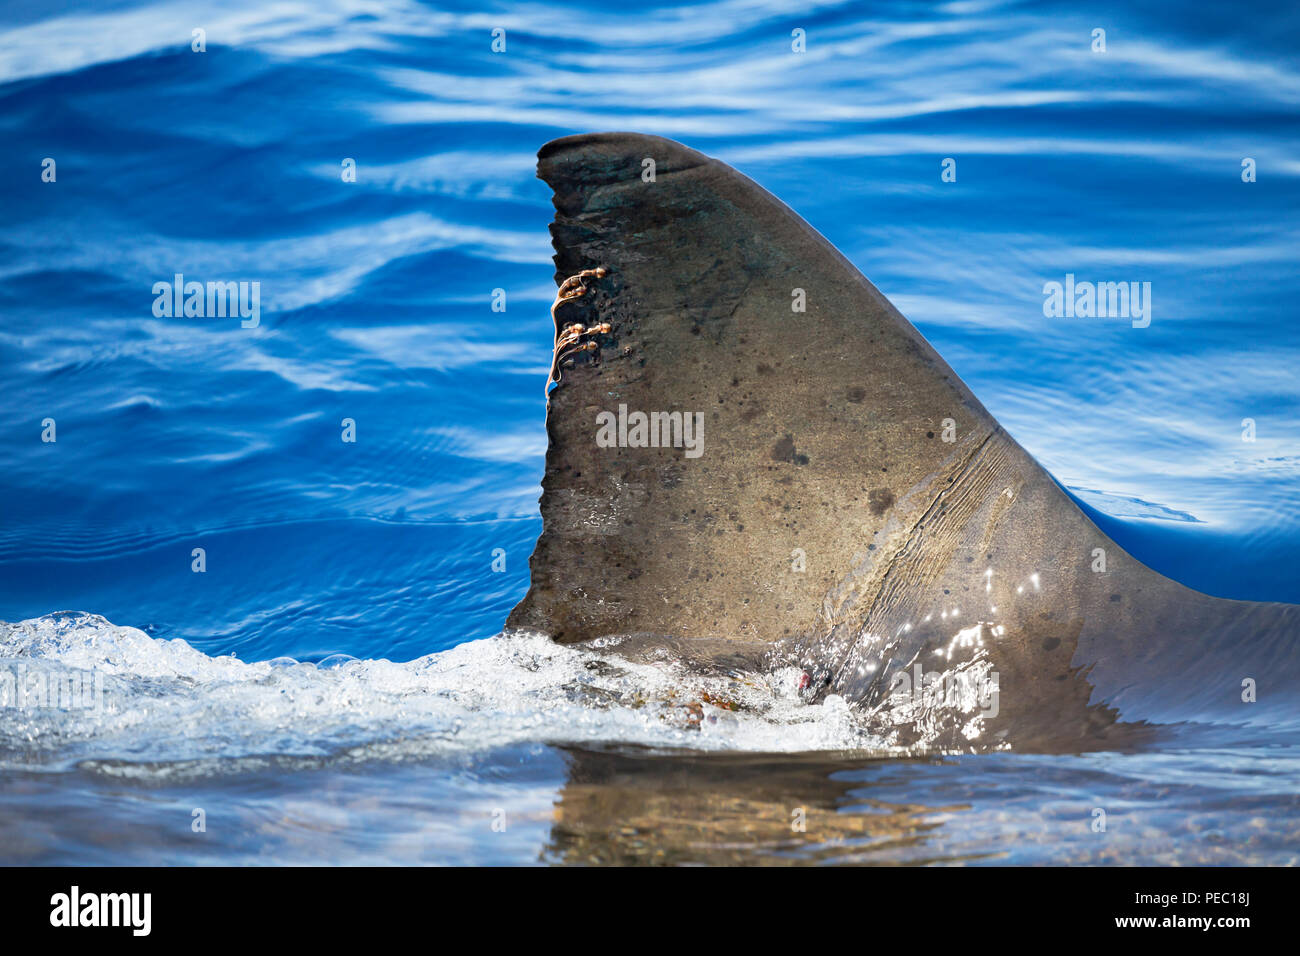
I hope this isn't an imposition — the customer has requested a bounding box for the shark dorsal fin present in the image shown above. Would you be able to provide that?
[510,133,1298,746]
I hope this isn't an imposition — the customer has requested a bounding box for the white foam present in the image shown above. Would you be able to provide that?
[0,612,885,774]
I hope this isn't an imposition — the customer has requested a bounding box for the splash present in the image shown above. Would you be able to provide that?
[0,612,887,778]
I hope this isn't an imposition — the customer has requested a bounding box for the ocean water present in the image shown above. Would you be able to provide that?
[1,0,1298,865]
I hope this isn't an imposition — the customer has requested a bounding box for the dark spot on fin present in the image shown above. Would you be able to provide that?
[771,434,809,466]
[868,488,895,516]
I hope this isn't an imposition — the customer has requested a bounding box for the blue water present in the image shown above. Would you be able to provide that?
[1,0,1298,865]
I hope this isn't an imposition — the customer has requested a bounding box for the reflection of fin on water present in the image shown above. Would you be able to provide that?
[545,749,976,866]
[509,132,1300,751]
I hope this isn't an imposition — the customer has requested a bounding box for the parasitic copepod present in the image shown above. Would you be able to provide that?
[547,267,611,396]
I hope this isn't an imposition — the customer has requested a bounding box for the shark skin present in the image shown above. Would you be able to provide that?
[507,132,1299,752]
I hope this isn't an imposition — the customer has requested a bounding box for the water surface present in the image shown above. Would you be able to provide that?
[1,0,1297,864]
